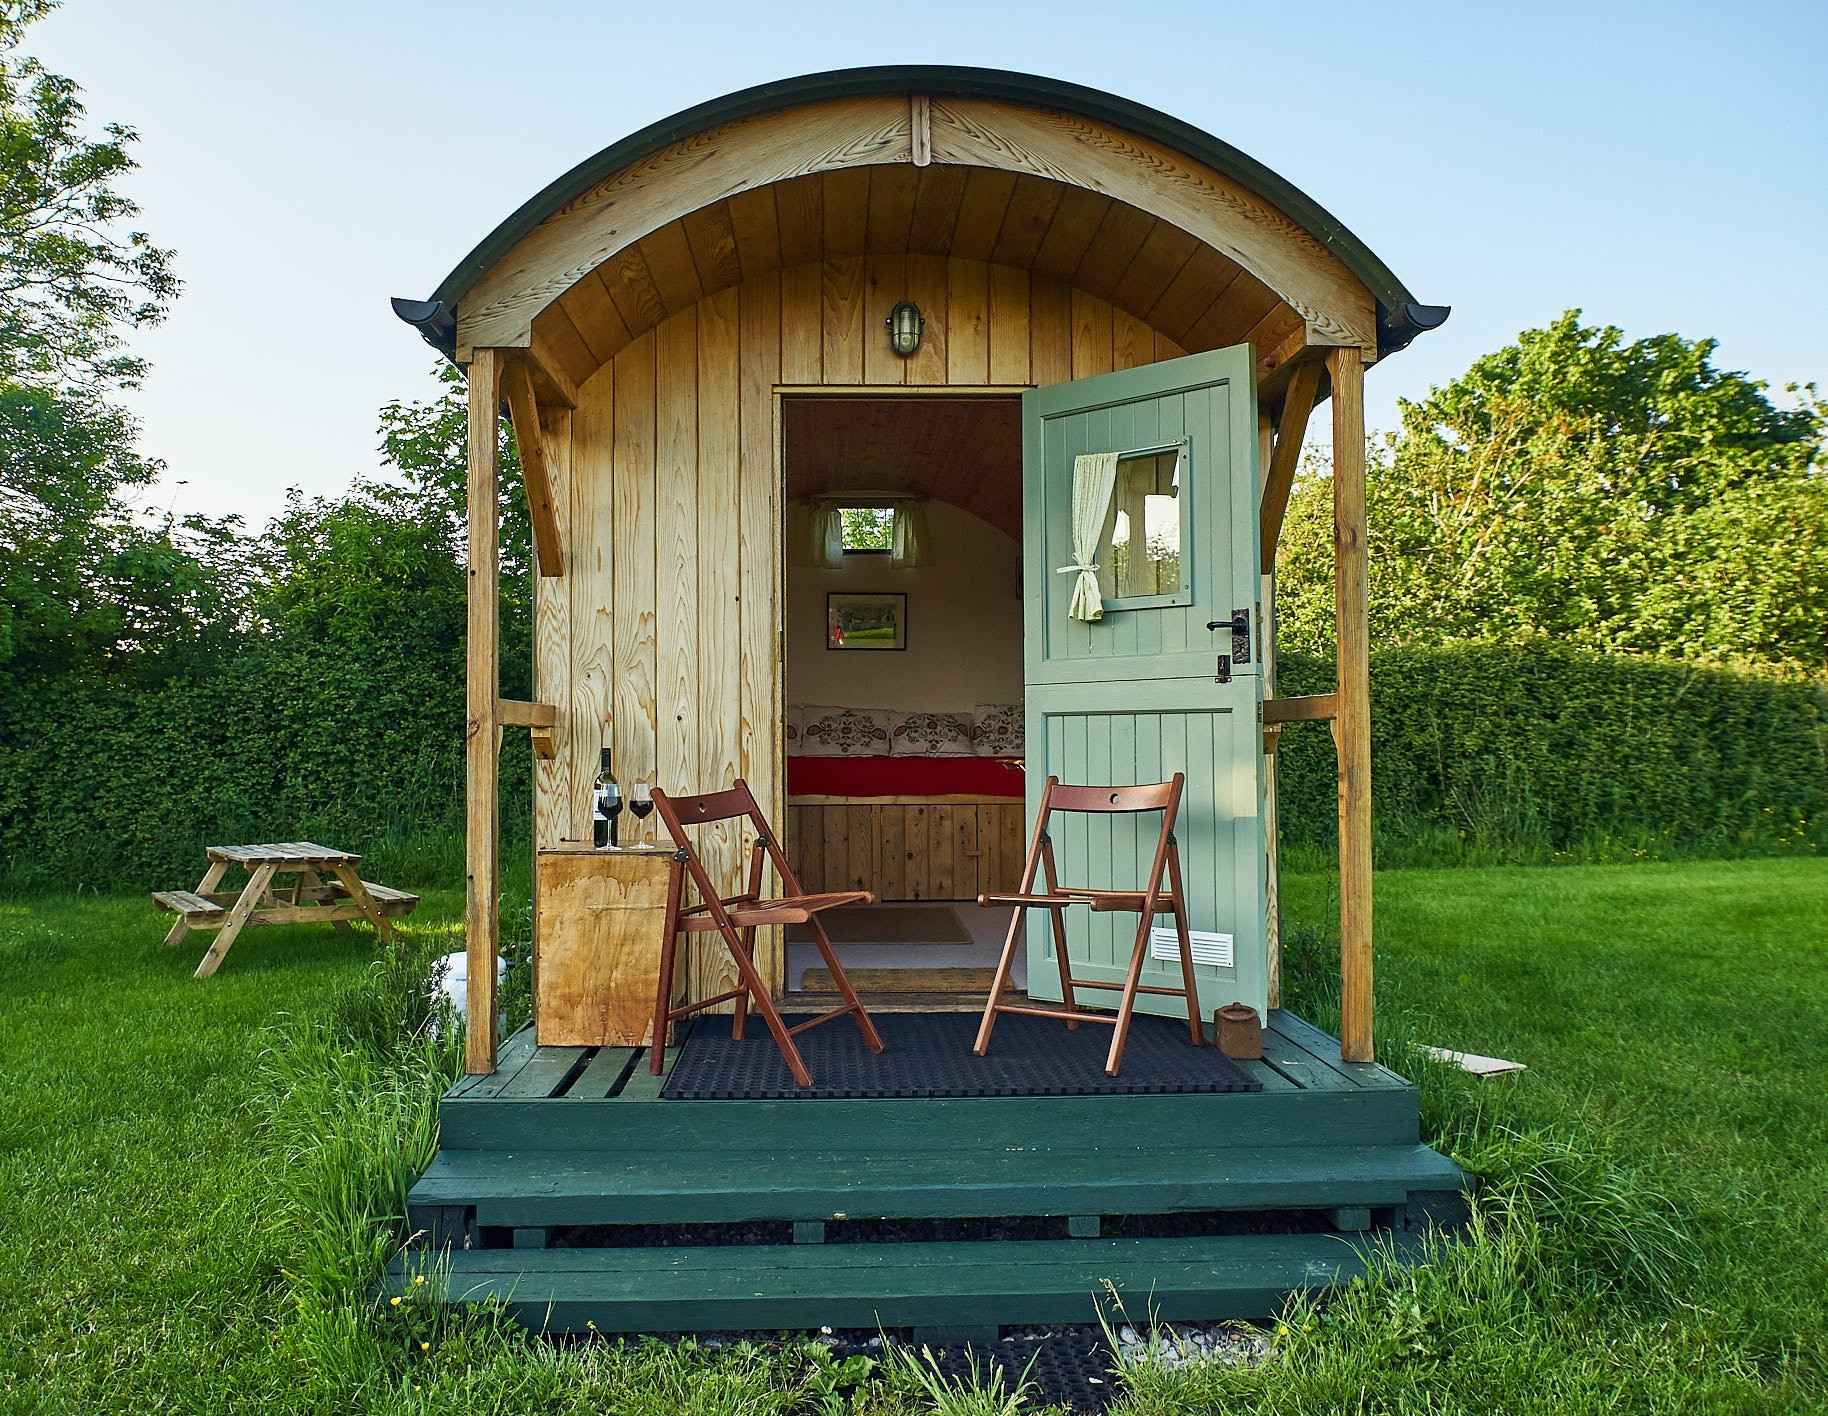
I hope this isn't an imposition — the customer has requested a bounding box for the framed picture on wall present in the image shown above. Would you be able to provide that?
[827,592,907,651]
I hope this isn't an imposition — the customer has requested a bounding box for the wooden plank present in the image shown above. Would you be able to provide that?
[568,365,614,844]
[866,164,920,252]
[862,253,906,386]
[773,172,824,265]
[1073,201,1156,300]
[1263,693,1336,725]
[1111,308,1151,372]
[612,333,659,793]
[927,805,956,899]
[903,253,949,386]
[464,349,502,1072]
[637,222,704,314]
[533,401,574,848]
[954,806,980,899]
[725,186,781,277]
[409,1231,1408,1335]
[1070,289,1112,378]
[949,168,1018,260]
[845,804,872,894]
[906,165,968,252]
[696,285,744,1000]
[681,201,743,292]
[946,257,989,384]
[821,255,866,385]
[497,699,557,728]
[528,306,595,394]
[987,264,1030,385]
[738,274,783,995]
[599,245,668,335]
[822,167,871,257]
[1330,346,1374,1064]
[990,175,1065,268]
[496,1046,589,1100]
[780,263,822,383]
[555,270,630,367]
[447,1023,538,1099]
[1029,274,1071,386]
[1270,1010,1410,1089]
[654,309,699,849]
[1259,360,1322,572]
[878,805,907,900]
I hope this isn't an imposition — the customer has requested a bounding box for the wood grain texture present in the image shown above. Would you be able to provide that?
[533,402,573,850]
[1329,345,1373,1063]
[453,98,1374,374]
[1259,360,1322,572]
[567,364,615,843]
[536,850,675,1045]
[502,358,565,575]
[612,334,658,791]
[654,310,699,846]
[465,349,503,1074]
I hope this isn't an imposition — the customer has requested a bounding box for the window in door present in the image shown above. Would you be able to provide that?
[1102,441,1191,608]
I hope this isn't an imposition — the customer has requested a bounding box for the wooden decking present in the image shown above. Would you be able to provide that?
[395,1010,1467,1337]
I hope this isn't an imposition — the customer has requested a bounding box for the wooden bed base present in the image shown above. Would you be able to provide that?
[787,795,1025,902]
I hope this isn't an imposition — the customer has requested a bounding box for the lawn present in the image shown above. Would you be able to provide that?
[0,857,1823,1412]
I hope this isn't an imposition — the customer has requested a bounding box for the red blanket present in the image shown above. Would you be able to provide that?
[788,755,1024,798]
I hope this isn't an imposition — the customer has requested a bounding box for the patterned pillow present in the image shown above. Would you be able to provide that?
[784,703,805,752]
[973,703,1023,756]
[798,704,894,757]
[886,710,976,757]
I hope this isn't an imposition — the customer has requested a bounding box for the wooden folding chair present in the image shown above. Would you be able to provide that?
[973,772,1202,1076]
[650,778,885,1087]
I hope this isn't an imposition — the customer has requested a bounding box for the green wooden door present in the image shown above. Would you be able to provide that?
[1022,346,1267,1022]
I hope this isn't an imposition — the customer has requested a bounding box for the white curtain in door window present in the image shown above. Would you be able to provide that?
[809,501,845,568]
[1056,451,1119,621]
[889,500,930,568]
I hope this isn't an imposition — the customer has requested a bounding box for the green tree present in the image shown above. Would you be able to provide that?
[1276,312,1827,674]
[1,0,178,391]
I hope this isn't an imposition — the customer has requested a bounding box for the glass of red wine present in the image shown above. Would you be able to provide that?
[628,782,654,835]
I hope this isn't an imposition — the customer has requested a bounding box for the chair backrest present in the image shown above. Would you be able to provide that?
[652,781,761,835]
[1044,774,1183,818]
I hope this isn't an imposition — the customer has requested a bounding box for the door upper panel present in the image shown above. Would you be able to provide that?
[1023,347,1261,687]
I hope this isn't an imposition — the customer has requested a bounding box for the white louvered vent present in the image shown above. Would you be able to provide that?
[1150,927,1234,969]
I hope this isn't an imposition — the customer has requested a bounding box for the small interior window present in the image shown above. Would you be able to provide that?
[1105,448,1184,599]
[839,505,894,553]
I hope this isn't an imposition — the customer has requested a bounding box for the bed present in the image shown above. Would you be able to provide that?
[785,750,1026,902]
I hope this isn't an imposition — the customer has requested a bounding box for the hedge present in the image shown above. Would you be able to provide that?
[1,643,1820,891]
[1275,645,1826,860]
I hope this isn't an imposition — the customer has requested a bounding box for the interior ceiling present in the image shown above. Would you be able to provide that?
[531,166,1307,389]
[783,396,1023,541]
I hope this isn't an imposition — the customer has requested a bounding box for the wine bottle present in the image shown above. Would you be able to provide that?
[592,748,622,849]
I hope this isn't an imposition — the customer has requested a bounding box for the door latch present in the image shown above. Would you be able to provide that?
[1207,609,1251,664]
[1215,653,1231,684]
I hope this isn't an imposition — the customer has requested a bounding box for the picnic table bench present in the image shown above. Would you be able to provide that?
[154,841,419,978]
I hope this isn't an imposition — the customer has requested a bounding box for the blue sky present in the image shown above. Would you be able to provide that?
[29,0,1828,526]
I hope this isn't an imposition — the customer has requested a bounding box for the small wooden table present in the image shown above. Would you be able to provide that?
[536,843,678,1046]
[154,842,419,978]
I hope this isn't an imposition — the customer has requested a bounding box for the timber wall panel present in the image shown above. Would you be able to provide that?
[537,257,1193,994]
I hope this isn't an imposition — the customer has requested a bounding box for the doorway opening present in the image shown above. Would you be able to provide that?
[780,392,1027,1009]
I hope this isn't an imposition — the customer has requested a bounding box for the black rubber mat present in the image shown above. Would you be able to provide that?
[660,1009,1260,1100]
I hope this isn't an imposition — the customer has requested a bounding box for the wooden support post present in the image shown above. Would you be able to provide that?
[466,348,503,1076]
[1329,345,1374,1063]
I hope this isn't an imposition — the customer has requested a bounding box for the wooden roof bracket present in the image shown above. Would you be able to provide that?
[501,355,566,577]
[1258,359,1323,573]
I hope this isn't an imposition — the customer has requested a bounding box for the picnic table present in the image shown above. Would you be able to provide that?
[153,842,419,978]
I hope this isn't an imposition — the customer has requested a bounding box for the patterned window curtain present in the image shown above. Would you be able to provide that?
[809,501,846,568]
[889,499,930,569]
[1057,451,1119,621]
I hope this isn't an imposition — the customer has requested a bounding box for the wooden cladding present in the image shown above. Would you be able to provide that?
[532,258,1196,1001]
[788,801,1026,902]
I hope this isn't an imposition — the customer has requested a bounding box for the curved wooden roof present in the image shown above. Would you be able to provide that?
[395,66,1446,374]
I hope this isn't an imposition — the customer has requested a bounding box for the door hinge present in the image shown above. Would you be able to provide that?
[1207,609,1251,664]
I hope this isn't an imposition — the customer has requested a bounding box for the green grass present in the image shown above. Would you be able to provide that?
[1,858,1824,1411]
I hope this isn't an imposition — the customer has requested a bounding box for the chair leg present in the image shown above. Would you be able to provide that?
[1167,846,1203,1047]
[805,915,884,1053]
[719,921,816,1087]
[973,904,1028,1056]
[1104,915,1155,1077]
[650,860,685,1075]
[1040,839,1078,1031]
[731,922,757,1041]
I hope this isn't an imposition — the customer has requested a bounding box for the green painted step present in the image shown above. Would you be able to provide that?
[439,1085,1420,1153]
[410,1143,1463,1228]
[391,1232,1412,1334]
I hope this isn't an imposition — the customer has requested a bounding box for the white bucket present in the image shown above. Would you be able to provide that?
[429,951,509,1025]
